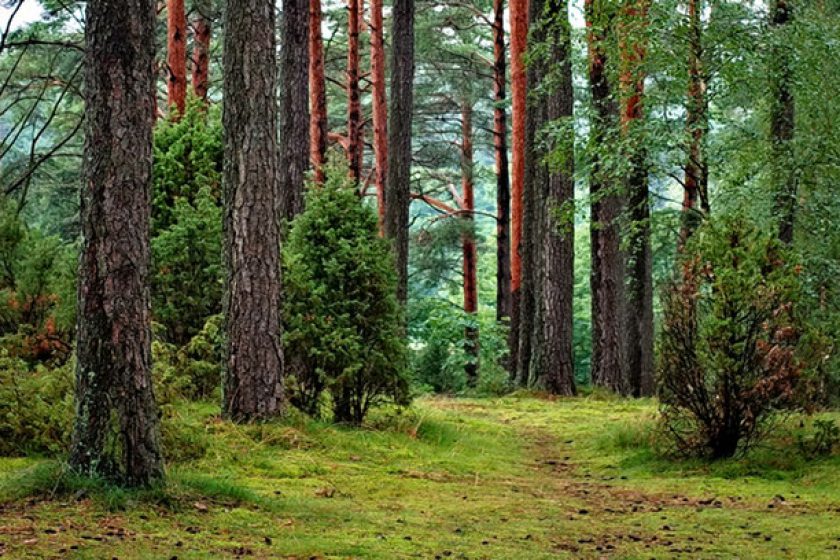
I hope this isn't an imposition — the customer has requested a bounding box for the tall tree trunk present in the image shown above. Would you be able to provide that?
[508,0,528,381]
[530,0,576,395]
[620,0,654,397]
[493,0,512,325]
[70,0,164,487]
[384,0,415,304]
[279,0,311,223]
[166,0,187,116]
[347,0,363,182]
[371,0,388,232]
[222,0,284,420]
[679,0,709,247]
[586,0,627,394]
[770,0,796,244]
[461,99,479,387]
[191,0,212,102]
[309,0,328,183]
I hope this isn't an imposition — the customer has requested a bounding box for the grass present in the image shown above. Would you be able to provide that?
[1,396,839,559]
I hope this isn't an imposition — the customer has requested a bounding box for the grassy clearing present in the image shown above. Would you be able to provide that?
[1,396,838,559]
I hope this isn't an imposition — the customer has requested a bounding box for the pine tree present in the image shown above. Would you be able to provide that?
[70,0,164,486]
[222,0,284,420]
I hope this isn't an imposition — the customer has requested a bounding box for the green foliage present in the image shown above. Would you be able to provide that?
[797,418,840,460]
[153,314,224,403]
[658,215,806,458]
[0,201,75,365]
[0,352,73,456]
[151,187,222,344]
[283,160,410,424]
[409,298,510,396]
[151,101,223,345]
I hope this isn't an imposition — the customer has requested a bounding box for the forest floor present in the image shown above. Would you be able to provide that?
[1,395,839,559]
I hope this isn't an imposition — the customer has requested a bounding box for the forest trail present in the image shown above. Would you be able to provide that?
[1,396,839,559]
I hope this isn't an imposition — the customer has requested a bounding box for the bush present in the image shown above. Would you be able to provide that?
[0,352,73,456]
[409,298,510,395]
[658,215,804,458]
[0,202,75,366]
[152,100,223,345]
[283,160,410,424]
[153,314,223,402]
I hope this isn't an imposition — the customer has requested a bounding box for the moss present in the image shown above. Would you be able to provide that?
[1,397,839,558]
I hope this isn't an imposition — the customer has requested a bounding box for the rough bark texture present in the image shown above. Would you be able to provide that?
[770,0,796,244]
[384,0,415,304]
[371,0,388,231]
[70,0,164,487]
[279,0,310,224]
[493,0,512,325]
[530,0,576,395]
[166,0,187,116]
[461,99,479,387]
[347,0,363,183]
[222,0,283,421]
[309,0,327,183]
[679,0,710,247]
[508,0,528,380]
[586,0,627,394]
[191,0,212,102]
[620,0,654,397]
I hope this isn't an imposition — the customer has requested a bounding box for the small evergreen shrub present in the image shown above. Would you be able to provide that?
[658,215,804,458]
[283,160,409,424]
[0,352,73,456]
[151,100,223,345]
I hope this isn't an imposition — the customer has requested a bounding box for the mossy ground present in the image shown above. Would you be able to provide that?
[1,396,838,559]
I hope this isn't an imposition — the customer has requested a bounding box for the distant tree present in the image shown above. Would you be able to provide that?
[370,0,388,231]
[279,0,311,223]
[166,0,187,116]
[586,0,627,394]
[493,0,512,325]
[385,0,416,305]
[222,0,284,420]
[70,0,164,486]
[309,0,328,183]
[620,0,654,397]
[191,0,213,102]
[508,0,528,377]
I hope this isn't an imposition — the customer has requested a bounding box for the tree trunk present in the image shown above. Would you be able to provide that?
[508,0,528,381]
[371,0,388,232]
[620,0,654,397]
[770,0,796,244]
[309,0,328,183]
[679,0,709,248]
[461,99,479,387]
[166,0,187,116]
[347,0,363,183]
[279,0,310,224]
[384,0,415,305]
[531,0,576,395]
[493,0,512,325]
[191,0,212,102]
[586,0,627,394]
[222,0,284,421]
[70,0,164,487]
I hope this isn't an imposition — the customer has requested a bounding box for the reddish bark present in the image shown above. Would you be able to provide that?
[347,0,362,182]
[619,0,654,397]
[493,0,511,324]
[191,1,211,102]
[371,0,388,232]
[166,0,187,116]
[309,0,328,183]
[508,0,528,374]
[461,99,479,387]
